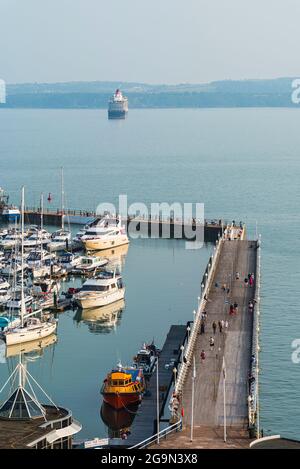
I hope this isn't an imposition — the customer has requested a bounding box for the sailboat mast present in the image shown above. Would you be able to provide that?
[61,167,65,231]
[21,186,25,328]
[40,192,44,231]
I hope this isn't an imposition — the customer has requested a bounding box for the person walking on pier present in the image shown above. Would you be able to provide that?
[234,302,238,314]
[225,320,229,332]
[212,321,217,334]
[218,320,223,333]
[200,350,206,363]
[249,275,254,287]
[209,337,215,350]
[200,320,205,335]
[229,304,234,315]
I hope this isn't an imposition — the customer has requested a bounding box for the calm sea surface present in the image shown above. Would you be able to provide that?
[0,108,300,439]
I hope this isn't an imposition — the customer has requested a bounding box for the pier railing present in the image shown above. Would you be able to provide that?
[248,235,261,437]
[22,206,227,227]
[172,233,224,401]
[128,420,182,449]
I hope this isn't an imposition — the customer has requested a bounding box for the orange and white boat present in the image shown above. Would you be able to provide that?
[101,363,145,410]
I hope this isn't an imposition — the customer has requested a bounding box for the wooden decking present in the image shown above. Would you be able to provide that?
[110,325,188,448]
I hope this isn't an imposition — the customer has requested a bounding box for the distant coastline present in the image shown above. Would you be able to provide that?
[0,77,299,109]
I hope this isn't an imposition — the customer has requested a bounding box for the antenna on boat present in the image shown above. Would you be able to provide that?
[61,166,65,232]
[20,186,26,328]
[40,192,44,232]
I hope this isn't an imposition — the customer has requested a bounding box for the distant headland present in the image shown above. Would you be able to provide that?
[1,77,299,109]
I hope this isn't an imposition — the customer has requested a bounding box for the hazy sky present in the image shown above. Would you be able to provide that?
[0,0,299,84]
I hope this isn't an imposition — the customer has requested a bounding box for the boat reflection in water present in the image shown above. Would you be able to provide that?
[100,401,139,440]
[73,299,125,334]
[91,243,129,272]
[0,333,57,362]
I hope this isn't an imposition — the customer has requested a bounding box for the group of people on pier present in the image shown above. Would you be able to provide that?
[199,270,256,363]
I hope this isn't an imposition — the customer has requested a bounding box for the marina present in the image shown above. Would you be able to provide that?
[0,106,299,449]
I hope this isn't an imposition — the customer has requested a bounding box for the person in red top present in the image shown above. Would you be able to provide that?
[200,350,206,362]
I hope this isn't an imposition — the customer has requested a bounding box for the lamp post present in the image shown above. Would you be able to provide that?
[173,367,177,388]
[156,356,160,444]
[190,355,196,442]
[187,325,191,342]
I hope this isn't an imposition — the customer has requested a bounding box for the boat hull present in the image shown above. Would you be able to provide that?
[5,322,57,346]
[83,236,129,251]
[76,289,124,309]
[108,110,127,119]
[103,392,141,410]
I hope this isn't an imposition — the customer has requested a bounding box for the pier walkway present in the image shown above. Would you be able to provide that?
[149,238,259,449]
[182,239,256,428]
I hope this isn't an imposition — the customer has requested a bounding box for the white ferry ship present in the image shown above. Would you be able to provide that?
[108,89,128,119]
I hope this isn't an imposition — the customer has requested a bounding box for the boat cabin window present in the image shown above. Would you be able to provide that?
[82,258,93,265]
[81,285,109,292]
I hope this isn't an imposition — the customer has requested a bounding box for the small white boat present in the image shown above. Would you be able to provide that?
[32,278,60,298]
[72,255,108,274]
[0,259,28,277]
[5,288,33,310]
[81,216,129,251]
[57,252,82,271]
[47,230,72,251]
[0,232,23,250]
[75,270,125,309]
[0,278,10,291]
[27,249,54,267]
[0,289,12,306]
[23,229,51,248]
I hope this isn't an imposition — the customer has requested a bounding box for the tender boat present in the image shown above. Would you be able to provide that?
[81,216,129,251]
[133,342,160,378]
[75,270,124,309]
[57,252,82,272]
[101,363,145,410]
[71,255,108,274]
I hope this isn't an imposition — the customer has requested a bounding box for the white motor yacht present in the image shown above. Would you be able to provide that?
[23,229,51,249]
[0,232,23,250]
[47,229,72,252]
[75,270,125,309]
[81,216,129,251]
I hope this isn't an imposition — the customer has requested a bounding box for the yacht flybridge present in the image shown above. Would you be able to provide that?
[81,215,129,251]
